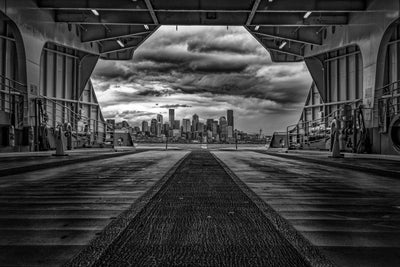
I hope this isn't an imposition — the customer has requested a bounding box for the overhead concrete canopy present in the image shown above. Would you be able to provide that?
[36,0,367,61]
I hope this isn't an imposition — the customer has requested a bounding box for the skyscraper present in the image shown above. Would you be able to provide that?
[150,119,158,136]
[227,110,234,130]
[157,114,163,125]
[157,114,163,135]
[182,119,191,133]
[212,121,218,138]
[173,120,180,130]
[206,119,214,131]
[169,109,175,127]
[142,121,149,132]
[219,116,228,141]
[192,114,199,132]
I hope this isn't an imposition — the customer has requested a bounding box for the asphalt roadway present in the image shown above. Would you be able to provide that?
[0,148,399,266]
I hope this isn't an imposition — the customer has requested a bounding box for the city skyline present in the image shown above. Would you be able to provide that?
[93,26,312,136]
[114,109,244,133]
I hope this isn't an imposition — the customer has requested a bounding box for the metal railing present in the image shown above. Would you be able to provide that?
[39,96,107,146]
[376,80,400,131]
[286,99,362,150]
[0,74,28,129]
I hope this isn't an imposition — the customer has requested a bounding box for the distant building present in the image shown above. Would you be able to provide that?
[219,116,228,141]
[150,119,158,136]
[192,114,199,132]
[169,109,175,127]
[227,126,233,138]
[182,119,191,133]
[163,123,170,136]
[172,129,181,138]
[133,126,141,133]
[206,119,214,131]
[212,121,218,138]
[227,110,234,130]
[142,121,149,133]
[173,120,180,130]
[157,114,163,135]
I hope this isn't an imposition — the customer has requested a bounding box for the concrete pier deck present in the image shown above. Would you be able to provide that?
[0,148,399,266]
[214,151,400,267]
[0,150,188,266]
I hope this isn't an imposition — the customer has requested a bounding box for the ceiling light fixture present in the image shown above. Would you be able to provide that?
[91,9,99,16]
[255,25,260,31]
[117,40,125,47]
[304,11,312,19]
[279,41,287,49]
[144,24,149,30]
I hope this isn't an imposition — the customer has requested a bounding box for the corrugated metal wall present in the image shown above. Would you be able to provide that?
[0,20,26,148]
[39,43,105,147]
[324,45,363,116]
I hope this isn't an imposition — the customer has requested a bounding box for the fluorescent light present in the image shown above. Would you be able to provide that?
[91,9,99,16]
[304,11,312,19]
[268,0,273,2]
[117,40,125,48]
[255,25,260,31]
[144,24,149,30]
[279,41,287,49]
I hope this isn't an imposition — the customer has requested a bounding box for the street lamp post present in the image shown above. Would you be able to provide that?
[235,129,238,150]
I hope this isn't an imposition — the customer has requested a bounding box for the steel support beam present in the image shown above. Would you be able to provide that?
[144,0,159,25]
[56,11,348,26]
[246,0,261,26]
[258,0,366,12]
[251,13,348,26]
[100,38,143,54]
[81,25,155,43]
[38,0,366,12]
[100,26,160,55]
[249,26,323,46]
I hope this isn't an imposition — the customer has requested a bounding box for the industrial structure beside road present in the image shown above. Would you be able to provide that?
[0,0,400,155]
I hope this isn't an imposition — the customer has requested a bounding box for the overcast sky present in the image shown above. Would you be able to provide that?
[92,26,312,135]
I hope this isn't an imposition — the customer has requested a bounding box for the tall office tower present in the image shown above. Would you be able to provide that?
[169,109,175,127]
[227,126,233,138]
[142,121,149,132]
[212,121,218,137]
[163,123,170,136]
[173,120,180,130]
[227,110,234,130]
[157,114,163,125]
[219,116,228,141]
[192,114,199,132]
[206,119,214,131]
[157,114,163,135]
[150,119,158,136]
[182,119,191,133]
[198,122,205,134]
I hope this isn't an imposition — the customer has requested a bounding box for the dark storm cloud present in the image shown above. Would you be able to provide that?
[93,26,312,132]
[158,104,192,109]
[136,89,171,97]
[186,40,256,55]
